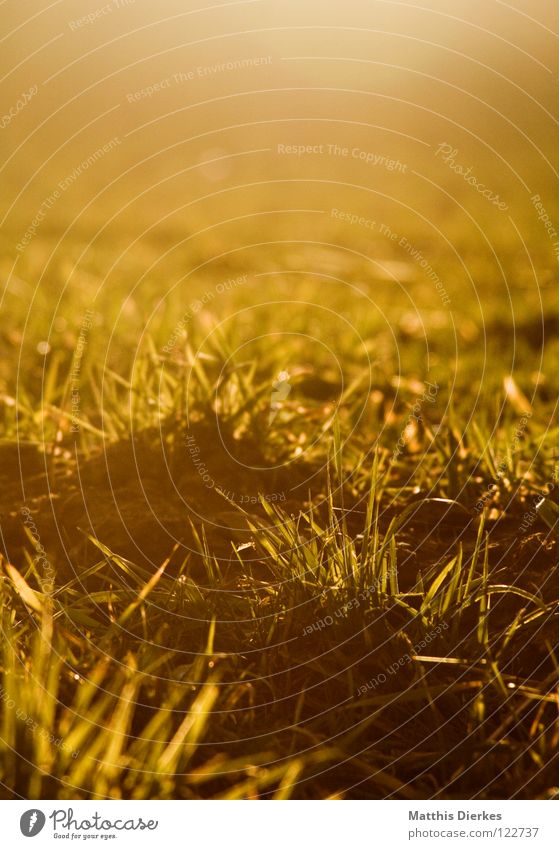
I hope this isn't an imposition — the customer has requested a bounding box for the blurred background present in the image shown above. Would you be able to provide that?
[2,0,558,229]
[1,0,559,415]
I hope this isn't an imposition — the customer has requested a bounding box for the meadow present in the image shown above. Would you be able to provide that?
[1,0,559,802]
[1,211,559,799]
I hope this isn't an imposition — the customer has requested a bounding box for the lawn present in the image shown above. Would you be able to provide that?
[1,218,559,799]
[1,0,559,802]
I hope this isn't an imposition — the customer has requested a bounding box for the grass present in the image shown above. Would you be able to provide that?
[1,226,559,800]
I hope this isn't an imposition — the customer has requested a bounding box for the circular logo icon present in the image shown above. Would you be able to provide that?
[20,810,46,837]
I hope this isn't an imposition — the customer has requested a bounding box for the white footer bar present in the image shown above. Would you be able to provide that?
[2,800,556,848]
